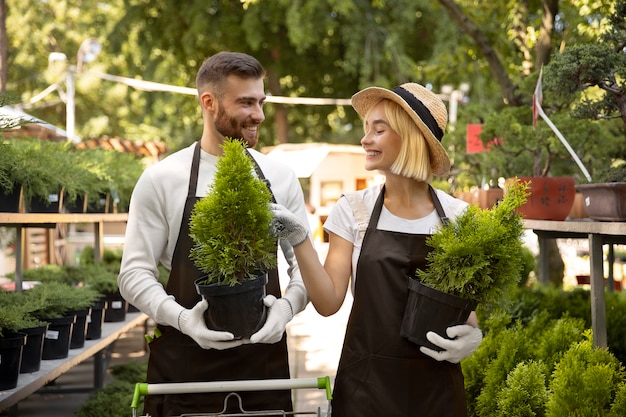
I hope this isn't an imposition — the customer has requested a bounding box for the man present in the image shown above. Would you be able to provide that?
[118,51,309,416]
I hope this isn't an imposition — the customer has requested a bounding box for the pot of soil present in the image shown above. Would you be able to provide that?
[401,279,477,351]
[194,272,268,339]
[86,298,108,340]
[0,332,27,390]
[69,307,92,349]
[42,314,76,360]
[19,324,48,373]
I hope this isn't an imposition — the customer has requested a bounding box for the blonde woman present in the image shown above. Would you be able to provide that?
[271,83,482,416]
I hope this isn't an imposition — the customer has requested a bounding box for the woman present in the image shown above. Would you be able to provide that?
[271,83,482,416]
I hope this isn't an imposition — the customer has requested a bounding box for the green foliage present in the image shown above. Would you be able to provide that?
[417,179,529,305]
[65,264,120,295]
[76,360,148,417]
[0,290,46,336]
[75,379,139,417]
[546,338,625,416]
[23,281,101,319]
[495,361,548,417]
[189,139,277,286]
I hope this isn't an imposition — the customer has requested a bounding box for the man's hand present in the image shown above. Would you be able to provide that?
[249,295,293,344]
[419,324,483,363]
[178,299,245,350]
[269,203,308,247]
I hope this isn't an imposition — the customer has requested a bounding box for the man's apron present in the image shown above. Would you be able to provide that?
[331,186,468,417]
[144,142,292,417]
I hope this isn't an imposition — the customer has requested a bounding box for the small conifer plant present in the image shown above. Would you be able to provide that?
[417,178,530,306]
[189,138,277,286]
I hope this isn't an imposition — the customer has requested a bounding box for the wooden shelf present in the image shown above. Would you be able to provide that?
[524,219,626,349]
[0,312,148,413]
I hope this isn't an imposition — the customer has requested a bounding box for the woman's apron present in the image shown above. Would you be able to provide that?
[331,186,467,417]
[144,142,292,417]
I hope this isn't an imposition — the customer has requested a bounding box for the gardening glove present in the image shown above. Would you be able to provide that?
[249,295,293,344]
[269,203,309,247]
[178,299,244,350]
[420,324,483,363]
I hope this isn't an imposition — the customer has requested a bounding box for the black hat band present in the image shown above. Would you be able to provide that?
[393,86,444,142]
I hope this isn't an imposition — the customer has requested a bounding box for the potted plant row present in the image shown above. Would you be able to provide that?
[400,178,530,350]
[0,137,145,213]
[0,279,100,389]
[189,138,277,339]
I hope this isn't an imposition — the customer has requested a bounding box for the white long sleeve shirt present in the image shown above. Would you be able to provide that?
[118,143,309,329]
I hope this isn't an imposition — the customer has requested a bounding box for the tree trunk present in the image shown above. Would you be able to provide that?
[536,0,559,68]
[437,0,521,106]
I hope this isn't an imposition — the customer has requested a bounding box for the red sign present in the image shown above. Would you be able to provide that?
[466,124,500,154]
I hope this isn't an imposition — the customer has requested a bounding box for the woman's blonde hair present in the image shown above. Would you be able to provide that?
[365,99,432,182]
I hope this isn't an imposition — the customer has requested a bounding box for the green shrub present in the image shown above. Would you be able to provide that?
[546,336,625,416]
[495,361,548,417]
[189,138,277,286]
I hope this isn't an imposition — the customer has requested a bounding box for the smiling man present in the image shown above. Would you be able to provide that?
[118,52,310,417]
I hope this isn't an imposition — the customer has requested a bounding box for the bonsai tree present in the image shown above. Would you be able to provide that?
[189,138,277,286]
[416,178,530,307]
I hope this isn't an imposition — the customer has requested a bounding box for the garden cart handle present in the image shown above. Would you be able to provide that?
[131,376,332,415]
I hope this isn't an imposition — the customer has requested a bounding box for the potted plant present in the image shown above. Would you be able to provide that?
[0,290,49,375]
[400,178,530,350]
[23,281,100,359]
[474,106,594,221]
[189,138,277,338]
[575,162,626,221]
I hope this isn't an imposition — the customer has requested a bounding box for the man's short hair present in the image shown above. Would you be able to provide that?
[195,52,266,98]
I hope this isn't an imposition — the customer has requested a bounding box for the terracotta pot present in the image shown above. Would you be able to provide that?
[511,177,576,221]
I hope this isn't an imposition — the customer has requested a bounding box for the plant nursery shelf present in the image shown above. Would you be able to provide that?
[0,213,128,292]
[0,311,148,414]
[524,219,626,350]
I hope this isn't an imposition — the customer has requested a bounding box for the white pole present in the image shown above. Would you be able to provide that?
[537,105,592,182]
[66,67,79,143]
[146,378,322,395]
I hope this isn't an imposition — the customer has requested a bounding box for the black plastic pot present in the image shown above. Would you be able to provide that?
[42,315,75,360]
[0,332,27,390]
[400,279,477,351]
[19,324,48,373]
[86,298,107,340]
[70,307,92,349]
[28,191,63,213]
[0,184,23,213]
[104,291,127,323]
[194,272,268,339]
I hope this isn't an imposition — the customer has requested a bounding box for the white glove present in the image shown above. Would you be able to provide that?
[419,324,483,363]
[178,299,245,350]
[269,203,309,247]
[249,295,293,344]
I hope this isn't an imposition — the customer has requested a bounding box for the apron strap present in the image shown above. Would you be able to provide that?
[187,141,202,198]
[428,185,449,225]
[246,149,277,203]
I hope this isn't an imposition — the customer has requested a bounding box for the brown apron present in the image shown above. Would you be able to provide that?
[331,185,467,417]
[144,142,292,417]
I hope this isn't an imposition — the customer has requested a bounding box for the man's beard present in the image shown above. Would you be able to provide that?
[215,107,256,147]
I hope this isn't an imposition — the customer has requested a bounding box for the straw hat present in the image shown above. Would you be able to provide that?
[351,82,451,176]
